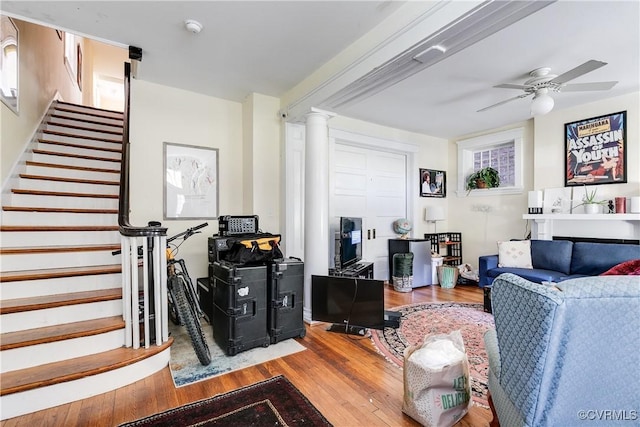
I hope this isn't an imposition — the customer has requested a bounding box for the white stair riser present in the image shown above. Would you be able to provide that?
[39,131,121,147]
[0,349,169,421]
[12,179,118,195]
[56,104,123,120]
[0,229,120,247]
[48,117,123,133]
[0,211,117,227]
[35,141,122,161]
[45,124,122,141]
[1,300,122,333]
[50,111,123,127]
[1,329,125,374]
[0,272,122,299]
[23,164,119,182]
[31,152,120,170]
[8,193,117,210]
[1,250,121,272]
[38,138,123,154]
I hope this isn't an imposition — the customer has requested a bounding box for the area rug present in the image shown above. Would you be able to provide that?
[371,302,494,407]
[120,375,332,426]
[169,322,306,387]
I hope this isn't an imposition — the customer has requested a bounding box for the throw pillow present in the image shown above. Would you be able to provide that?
[600,259,640,276]
[497,240,533,268]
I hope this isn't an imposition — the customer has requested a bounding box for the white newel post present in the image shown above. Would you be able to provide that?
[303,109,334,322]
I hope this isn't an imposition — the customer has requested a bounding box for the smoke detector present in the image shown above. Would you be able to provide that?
[184,19,203,34]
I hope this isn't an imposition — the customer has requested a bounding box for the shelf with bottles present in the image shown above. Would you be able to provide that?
[424,232,462,267]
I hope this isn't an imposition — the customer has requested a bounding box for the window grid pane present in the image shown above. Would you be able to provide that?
[472,142,515,187]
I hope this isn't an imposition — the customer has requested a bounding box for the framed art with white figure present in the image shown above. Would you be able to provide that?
[420,168,446,198]
[164,142,218,219]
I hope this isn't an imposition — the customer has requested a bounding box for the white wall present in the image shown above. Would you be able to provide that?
[1,18,82,186]
[129,80,243,279]
[448,120,534,267]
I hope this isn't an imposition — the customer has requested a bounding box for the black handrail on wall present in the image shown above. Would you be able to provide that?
[118,62,166,238]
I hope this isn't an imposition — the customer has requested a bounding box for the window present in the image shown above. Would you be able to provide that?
[64,32,80,88]
[456,128,524,196]
[1,16,18,113]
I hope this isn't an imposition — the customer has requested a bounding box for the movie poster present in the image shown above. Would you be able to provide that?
[565,111,626,186]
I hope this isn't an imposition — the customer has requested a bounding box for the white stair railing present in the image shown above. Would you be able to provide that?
[119,234,168,348]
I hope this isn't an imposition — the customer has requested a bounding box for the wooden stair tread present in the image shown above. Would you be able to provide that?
[1,225,119,232]
[50,113,124,129]
[47,121,123,136]
[0,316,125,350]
[0,338,173,396]
[38,138,122,154]
[3,206,118,214]
[26,160,120,174]
[41,130,122,144]
[0,288,122,314]
[1,243,120,255]
[19,174,119,185]
[0,264,121,282]
[10,189,119,199]
[32,149,120,164]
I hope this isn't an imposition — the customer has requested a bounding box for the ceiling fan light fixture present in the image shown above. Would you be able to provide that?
[530,88,554,116]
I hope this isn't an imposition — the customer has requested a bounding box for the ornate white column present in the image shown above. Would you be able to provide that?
[303,108,334,322]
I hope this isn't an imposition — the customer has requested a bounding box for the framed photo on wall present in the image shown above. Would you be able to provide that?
[164,142,219,219]
[565,111,626,187]
[420,168,446,198]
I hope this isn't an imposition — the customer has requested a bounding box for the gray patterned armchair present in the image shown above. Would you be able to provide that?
[484,273,640,426]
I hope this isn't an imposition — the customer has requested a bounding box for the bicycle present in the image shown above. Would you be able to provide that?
[166,222,211,365]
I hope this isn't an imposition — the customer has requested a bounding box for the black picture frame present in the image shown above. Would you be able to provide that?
[565,111,627,187]
[420,168,446,198]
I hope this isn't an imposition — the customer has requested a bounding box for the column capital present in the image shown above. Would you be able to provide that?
[304,107,336,121]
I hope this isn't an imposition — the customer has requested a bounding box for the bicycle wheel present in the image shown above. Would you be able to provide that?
[171,274,211,365]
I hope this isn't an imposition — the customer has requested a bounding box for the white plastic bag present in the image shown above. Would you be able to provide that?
[402,330,472,427]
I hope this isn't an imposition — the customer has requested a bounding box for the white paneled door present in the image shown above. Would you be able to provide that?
[332,143,407,280]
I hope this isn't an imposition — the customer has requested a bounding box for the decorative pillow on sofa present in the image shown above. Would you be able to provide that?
[600,259,640,276]
[497,240,533,268]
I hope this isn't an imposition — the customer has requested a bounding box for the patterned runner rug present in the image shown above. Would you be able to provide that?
[371,302,494,407]
[120,375,332,426]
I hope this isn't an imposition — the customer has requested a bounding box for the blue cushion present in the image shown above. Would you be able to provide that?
[570,242,640,275]
[488,267,568,283]
[530,240,573,275]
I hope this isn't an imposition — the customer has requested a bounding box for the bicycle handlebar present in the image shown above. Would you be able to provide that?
[112,222,208,255]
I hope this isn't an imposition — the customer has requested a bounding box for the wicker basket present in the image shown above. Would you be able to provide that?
[437,265,459,289]
[392,275,413,292]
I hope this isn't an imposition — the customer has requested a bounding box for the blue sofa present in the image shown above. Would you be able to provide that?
[479,240,639,288]
[485,273,640,426]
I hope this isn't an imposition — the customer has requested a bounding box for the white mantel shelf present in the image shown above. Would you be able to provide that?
[523,213,640,240]
[523,213,640,221]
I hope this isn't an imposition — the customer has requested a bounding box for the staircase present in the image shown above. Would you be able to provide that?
[0,101,172,420]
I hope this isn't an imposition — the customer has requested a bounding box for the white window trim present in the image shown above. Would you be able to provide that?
[456,127,524,197]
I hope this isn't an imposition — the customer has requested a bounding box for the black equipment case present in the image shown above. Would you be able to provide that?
[267,258,306,344]
[211,261,271,356]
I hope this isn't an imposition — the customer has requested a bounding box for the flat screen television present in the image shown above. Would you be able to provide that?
[311,275,384,334]
[339,217,363,268]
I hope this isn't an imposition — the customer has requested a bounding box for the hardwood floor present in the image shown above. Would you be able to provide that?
[1,284,493,427]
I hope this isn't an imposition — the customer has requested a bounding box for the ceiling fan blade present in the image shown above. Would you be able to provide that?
[494,83,532,90]
[550,60,607,84]
[477,93,531,112]
[560,81,618,91]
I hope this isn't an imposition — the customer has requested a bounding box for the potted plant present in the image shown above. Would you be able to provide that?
[466,167,500,194]
[575,186,607,214]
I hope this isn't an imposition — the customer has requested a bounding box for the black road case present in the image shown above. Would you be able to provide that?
[196,277,213,323]
[267,258,306,344]
[211,261,270,356]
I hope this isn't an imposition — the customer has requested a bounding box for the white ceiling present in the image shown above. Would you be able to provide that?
[2,1,639,139]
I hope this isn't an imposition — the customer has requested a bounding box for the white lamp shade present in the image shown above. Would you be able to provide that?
[528,190,543,208]
[425,206,445,222]
[530,89,554,116]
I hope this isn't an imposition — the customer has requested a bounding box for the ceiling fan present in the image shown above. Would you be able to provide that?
[478,60,618,115]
